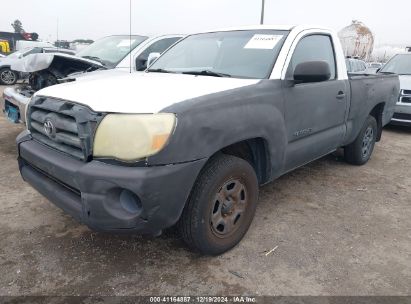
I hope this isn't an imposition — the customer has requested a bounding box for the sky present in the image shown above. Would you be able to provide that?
[1,0,410,46]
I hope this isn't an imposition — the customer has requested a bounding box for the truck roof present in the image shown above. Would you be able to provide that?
[205,24,333,33]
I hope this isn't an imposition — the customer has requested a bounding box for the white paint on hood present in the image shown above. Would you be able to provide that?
[35,72,259,113]
[72,68,130,81]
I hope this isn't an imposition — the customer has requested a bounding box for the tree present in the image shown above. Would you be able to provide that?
[11,20,25,33]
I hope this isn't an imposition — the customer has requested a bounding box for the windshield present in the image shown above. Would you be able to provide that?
[77,35,148,68]
[149,30,289,79]
[380,54,411,75]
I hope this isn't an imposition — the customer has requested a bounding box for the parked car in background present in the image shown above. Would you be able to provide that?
[16,25,399,255]
[379,53,411,126]
[1,34,183,123]
[0,47,75,85]
[15,40,54,51]
[346,57,367,73]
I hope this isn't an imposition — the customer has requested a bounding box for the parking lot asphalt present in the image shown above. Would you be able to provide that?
[0,85,410,296]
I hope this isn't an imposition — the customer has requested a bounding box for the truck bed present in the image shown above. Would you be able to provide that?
[344,73,399,145]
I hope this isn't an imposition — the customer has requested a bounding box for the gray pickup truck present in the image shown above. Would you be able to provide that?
[16,25,399,255]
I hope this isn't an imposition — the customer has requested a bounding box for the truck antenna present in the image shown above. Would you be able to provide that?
[56,18,59,48]
[129,0,132,73]
[260,0,265,25]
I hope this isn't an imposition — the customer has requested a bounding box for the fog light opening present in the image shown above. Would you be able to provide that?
[119,189,143,215]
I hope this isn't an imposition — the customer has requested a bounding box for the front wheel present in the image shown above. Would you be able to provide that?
[344,115,377,165]
[178,154,259,255]
[0,68,18,85]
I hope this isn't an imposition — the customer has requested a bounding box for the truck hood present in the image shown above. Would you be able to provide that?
[70,68,130,81]
[35,72,259,113]
[399,75,411,90]
[11,53,104,73]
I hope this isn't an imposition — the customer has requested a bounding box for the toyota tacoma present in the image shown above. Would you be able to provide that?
[16,25,399,255]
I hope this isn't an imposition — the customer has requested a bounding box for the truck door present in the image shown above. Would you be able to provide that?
[282,34,348,171]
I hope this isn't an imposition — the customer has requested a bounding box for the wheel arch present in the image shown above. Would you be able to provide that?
[369,102,385,142]
[219,138,271,185]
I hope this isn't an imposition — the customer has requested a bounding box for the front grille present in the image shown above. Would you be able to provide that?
[393,113,411,121]
[27,97,104,161]
[402,90,411,95]
[401,96,411,103]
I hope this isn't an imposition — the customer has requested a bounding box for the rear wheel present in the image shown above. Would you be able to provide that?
[344,115,377,165]
[179,154,259,255]
[0,68,18,85]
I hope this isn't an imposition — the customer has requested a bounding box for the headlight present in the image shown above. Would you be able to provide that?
[93,113,176,161]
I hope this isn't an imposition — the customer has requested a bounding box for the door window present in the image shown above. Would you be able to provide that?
[135,37,181,71]
[287,35,337,80]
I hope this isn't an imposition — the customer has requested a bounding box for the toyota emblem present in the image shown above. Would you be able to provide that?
[43,119,55,138]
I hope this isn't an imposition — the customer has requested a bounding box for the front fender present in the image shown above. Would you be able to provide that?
[148,80,287,179]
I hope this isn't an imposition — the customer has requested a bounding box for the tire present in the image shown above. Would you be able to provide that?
[344,115,378,165]
[0,68,18,85]
[179,154,259,255]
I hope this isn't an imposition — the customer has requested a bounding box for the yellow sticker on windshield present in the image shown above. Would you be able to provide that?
[244,34,283,49]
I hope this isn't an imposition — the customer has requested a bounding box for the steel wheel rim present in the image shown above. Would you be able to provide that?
[362,126,374,158]
[210,179,247,238]
[1,70,16,84]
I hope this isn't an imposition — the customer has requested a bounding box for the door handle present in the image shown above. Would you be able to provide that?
[336,91,346,100]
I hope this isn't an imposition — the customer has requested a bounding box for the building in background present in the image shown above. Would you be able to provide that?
[338,20,374,61]
[54,40,71,49]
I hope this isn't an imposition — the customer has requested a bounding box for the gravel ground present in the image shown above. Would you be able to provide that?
[0,85,410,296]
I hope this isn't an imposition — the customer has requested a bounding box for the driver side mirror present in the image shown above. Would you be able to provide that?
[293,61,331,83]
[147,52,161,69]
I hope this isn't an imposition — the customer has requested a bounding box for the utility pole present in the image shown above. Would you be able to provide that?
[129,0,132,73]
[260,0,265,25]
[56,18,59,44]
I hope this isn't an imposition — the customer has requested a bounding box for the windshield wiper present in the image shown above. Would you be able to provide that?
[182,70,232,78]
[146,68,177,74]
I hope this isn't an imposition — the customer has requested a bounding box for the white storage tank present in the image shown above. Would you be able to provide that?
[338,20,374,60]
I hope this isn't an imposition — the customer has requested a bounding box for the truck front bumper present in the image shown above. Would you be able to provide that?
[391,103,411,127]
[17,130,206,235]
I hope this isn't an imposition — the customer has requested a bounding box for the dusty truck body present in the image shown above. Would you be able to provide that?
[1,34,182,123]
[16,25,399,255]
